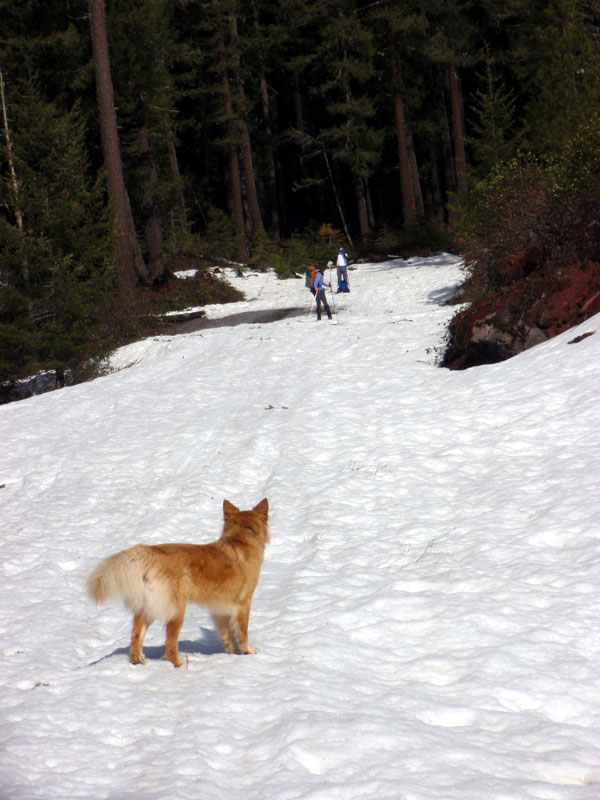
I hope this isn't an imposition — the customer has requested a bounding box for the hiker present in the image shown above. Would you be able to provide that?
[335,247,350,293]
[313,266,332,321]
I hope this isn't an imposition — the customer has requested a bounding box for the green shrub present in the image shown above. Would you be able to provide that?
[454,118,600,308]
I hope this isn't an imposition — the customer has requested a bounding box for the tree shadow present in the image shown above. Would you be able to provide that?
[427,284,460,305]
[175,306,307,333]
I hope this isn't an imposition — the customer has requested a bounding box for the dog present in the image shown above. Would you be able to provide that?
[87,498,269,667]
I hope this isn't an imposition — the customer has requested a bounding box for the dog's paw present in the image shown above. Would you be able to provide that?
[130,653,146,665]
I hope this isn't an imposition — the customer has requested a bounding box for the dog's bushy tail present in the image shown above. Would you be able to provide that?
[87,547,146,612]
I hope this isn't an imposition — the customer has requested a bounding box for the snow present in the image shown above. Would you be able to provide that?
[2,254,600,799]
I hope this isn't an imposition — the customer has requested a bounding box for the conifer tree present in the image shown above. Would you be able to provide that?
[310,0,383,241]
[525,0,600,154]
[371,0,428,226]
[89,0,151,298]
[389,28,417,226]
[211,0,249,260]
[420,0,476,215]
[0,64,24,234]
[250,0,281,241]
[0,71,112,384]
[229,7,264,236]
[469,51,520,178]
[104,0,186,278]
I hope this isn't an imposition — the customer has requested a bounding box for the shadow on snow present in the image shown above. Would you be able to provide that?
[86,627,226,667]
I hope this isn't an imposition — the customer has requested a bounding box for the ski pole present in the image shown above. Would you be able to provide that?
[328,265,337,315]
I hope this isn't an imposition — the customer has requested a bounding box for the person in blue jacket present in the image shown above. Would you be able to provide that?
[335,247,350,293]
[313,267,332,321]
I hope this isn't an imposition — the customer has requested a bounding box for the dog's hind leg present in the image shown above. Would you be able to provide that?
[130,613,152,664]
[212,613,236,654]
[164,613,185,667]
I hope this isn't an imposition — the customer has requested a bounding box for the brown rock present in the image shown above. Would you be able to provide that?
[443,261,600,369]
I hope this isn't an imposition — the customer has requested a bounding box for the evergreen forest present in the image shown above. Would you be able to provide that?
[1,0,600,392]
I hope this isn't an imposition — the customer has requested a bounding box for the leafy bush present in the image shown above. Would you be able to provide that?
[454,117,600,306]
[198,208,240,262]
[280,226,345,274]
[454,158,548,298]
[370,219,452,257]
[549,114,600,202]
[249,231,294,278]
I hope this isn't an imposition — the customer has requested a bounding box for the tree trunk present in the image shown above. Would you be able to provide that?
[89,0,150,299]
[407,130,424,215]
[438,66,456,226]
[252,0,280,242]
[0,62,29,292]
[136,96,168,284]
[294,73,304,132]
[365,180,376,229]
[270,90,287,231]
[0,64,24,234]
[429,142,445,227]
[389,30,416,226]
[355,175,370,242]
[448,62,468,197]
[323,149,354,249]
[230,12,264,236]
[261,76,280,242]
[212,0,247,261]
[166,129,190,241]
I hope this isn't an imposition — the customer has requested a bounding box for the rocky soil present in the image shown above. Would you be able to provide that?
[442,254,600,370]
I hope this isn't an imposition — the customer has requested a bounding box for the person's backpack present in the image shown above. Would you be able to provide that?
[305,266,318,291]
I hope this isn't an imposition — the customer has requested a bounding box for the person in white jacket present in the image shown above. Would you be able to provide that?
[335,247,350,293]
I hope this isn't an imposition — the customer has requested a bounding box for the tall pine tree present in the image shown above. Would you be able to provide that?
[0,72,112,384]
[525,0,600,154]
[469,50,520,178]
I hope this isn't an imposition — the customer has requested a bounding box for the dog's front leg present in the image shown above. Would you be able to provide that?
[164,614,185,667]
[235,601,258,654]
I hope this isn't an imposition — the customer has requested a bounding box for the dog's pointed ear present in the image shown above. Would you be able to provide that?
[253,498,268,519]
[223,499,238,518]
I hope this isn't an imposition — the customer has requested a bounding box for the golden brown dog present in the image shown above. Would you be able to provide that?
[87,498,269,666]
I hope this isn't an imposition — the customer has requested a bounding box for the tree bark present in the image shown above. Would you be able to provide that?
[355,175,370,243]
[293,73,304,133]
[428,141,445,227]
[438,65,456,226]
[230,11,264,236]
[252,0,280,242]
[407,130,424,215]
[212,0,248,261]
[136,96,168,284]
[323,149,354,249]
[0,63,30,293]
[166,133,190,239]
[0,64,24,233]
[89,0,150,298]
[389,30,416,226]
[448,62,468,197]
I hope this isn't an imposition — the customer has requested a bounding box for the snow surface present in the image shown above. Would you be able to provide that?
[2,254,600,800]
